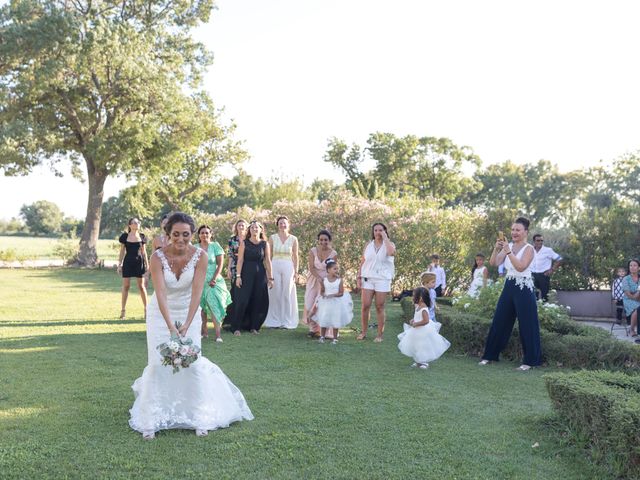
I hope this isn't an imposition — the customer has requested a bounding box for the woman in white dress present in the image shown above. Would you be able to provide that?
[467,253,489,298]
[129,213,253,440]
[264,216,299,329]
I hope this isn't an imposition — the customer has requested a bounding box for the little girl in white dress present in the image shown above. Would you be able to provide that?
[312,259,353,344]
[397,287,450,369]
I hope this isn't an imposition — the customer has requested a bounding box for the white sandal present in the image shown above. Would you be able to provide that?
[142,431,155,440]
[478,359,491,366]
[196,429,208,437]
[516,364,531,371]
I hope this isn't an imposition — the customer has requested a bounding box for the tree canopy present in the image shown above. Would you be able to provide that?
[0,0,241,264]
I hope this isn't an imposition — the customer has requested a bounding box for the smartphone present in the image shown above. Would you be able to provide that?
[497,231,506,242]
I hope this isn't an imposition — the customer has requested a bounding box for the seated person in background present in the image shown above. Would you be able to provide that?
[611,267,626,325]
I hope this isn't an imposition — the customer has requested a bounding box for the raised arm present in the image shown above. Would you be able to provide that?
[490,239,507,267]
[150,253,178,336]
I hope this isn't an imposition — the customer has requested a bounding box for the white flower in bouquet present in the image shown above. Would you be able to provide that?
[179,345,190,356]
[173,358,182,366]
[169,341,180,352]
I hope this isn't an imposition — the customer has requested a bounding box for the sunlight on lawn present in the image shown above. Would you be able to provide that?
[0,407,46,419]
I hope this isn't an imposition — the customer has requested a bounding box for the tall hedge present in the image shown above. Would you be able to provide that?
[196,197,516,292]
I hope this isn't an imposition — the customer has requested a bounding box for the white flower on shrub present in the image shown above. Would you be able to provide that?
[452,298,459,305]
[464,303,470,309]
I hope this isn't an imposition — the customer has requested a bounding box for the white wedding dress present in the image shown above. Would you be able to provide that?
[129,249,254,434]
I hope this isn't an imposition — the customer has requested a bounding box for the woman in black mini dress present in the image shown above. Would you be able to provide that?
[118,218,149,319]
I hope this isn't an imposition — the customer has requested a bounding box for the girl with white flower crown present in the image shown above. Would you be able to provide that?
[397,287,450,369]
[311,259,353,344]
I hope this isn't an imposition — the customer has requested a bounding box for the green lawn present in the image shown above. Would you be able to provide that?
[0,235,119,260]
[0,269,611,479]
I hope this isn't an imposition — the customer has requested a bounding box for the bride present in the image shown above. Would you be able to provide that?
[129,212,253,439]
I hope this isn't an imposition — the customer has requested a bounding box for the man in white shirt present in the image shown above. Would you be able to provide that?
[428,254,446,297]
[531,234,562,302]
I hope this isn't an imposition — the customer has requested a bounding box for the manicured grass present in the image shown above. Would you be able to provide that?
[0,269,612,479]
[0,235,119,260]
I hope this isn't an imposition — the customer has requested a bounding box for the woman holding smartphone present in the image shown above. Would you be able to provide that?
[479,217,541,371]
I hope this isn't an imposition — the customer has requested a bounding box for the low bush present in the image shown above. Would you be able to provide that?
[0,248,18,262]
[429,306,640,370]
[544,370,640,478]
[53,235,80,265]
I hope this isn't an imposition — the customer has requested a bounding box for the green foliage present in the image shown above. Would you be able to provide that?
[544,370,640,478]
[434,306,639,370]
[467,160,580,224]
[0,268,614,479]
[324,133,481,203]
[52,233,80,264]
[449,277,605,335]
[0,248,19,262]
[196,194,509,293]
[0,0,231,265]
[19,200,64,235]
[0,217,27,235]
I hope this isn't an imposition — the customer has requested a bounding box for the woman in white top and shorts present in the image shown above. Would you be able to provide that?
[356,223,396,342]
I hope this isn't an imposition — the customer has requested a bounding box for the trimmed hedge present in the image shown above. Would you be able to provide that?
[399,300,640,370]
[545,371,640,478]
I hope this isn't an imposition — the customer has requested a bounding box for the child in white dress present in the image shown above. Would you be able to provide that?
[312,259,353,344]
[397,287,450,369]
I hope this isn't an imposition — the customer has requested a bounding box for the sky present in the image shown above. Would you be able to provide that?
[2,0,640,219]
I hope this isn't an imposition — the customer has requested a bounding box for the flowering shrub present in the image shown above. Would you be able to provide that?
[196,195,504,293]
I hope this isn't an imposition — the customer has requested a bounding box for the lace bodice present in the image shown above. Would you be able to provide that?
[504,243,534,290]
[323,277,341,296]
[154,248,203,298]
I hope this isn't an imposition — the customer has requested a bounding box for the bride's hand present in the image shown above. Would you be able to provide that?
[169,325,180,338]
[178,323,189,337]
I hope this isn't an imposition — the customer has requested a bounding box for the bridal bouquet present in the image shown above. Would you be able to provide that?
[157,322,201,373]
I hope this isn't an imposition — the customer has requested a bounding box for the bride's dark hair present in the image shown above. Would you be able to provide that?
[164,212,196,235]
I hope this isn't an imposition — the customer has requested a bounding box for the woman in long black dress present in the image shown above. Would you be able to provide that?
[232,221,274,336]
[224,219,248,327]
[117,218,149,319]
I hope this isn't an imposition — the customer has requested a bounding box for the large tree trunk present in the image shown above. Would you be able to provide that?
[77,162,107,266]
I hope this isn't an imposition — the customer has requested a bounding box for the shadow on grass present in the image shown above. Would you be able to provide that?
[0,318,145,329]
[32,268,130,294]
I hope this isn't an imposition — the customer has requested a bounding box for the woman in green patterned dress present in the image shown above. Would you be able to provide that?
[196,225,232,342]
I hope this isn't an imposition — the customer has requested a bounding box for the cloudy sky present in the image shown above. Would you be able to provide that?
[2,0,639,219]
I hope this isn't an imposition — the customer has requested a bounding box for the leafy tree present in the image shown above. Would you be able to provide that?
[468,160,581,223]
[324,133,481,203]
[308,178,342,202]
[0,0,230,265]
[19,200,64,235]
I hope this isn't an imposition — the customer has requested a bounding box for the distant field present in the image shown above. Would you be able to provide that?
[0,235,119,260]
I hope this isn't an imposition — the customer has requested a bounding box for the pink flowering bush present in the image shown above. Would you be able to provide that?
[196,195,507,293]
